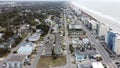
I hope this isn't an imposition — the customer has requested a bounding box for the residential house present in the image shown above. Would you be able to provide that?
[18,24,30,35]
[12,35,19,39]
[6,38,15,48]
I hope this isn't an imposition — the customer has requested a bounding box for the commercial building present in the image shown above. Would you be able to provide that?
[113,34,120,55]
[17,42,34,55]
[88,20,97,30]
[86,20,98,34]
[105,30,120,55]
[98,23,110,38]
[6,54,27,68]
[106,30,116,50]
[69,23,81,30]
[69,23,85,37]
[80,12,90,25]
[92,62,104,68]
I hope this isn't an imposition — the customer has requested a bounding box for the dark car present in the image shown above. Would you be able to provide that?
[115,62,120,65]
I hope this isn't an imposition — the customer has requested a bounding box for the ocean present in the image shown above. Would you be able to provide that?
[72,1,120,23]
[71,1,120,33]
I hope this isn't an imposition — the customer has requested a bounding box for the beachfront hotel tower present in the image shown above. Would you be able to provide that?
[106,30,120,55]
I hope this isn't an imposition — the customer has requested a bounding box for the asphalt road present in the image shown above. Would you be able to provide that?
[62,9,76,68]
[81,23,117,68]
[30,25,53,68]
[66,4,118,68]
[69,6,117,68]
[64,9,71,68]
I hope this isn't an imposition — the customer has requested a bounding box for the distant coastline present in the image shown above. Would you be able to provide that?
[71,1,120,33]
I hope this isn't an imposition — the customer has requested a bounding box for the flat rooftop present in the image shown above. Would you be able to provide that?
[7,54,26,62]
[92,62,104,68]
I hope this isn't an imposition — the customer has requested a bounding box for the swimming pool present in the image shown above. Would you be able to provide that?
[75,54,85,61]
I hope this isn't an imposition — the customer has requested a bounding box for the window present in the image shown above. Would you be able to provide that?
[14,63,17,68]
[20,63,23,68]
[9,63,12,68]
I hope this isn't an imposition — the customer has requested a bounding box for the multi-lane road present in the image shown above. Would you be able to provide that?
[80,21,117,68]
[68,6,117,68]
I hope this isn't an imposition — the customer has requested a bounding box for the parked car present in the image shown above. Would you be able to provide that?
[96,57,102,61]
[115,62,120,65]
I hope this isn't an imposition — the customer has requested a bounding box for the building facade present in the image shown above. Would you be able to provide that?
[105,31,120,55]
[68,23,84,37]
[106,31,116,50]
[113,34,120,55]
[98,23,109,37]
[6,54,27,68]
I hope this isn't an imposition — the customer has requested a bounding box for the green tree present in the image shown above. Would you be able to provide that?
[36,24,50,36]
[15,37,22,46]
[3,28,14,39]
[69,44,74,53]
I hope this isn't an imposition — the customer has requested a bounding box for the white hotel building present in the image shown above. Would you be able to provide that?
[98,23,110,39]
[113,34,120,55]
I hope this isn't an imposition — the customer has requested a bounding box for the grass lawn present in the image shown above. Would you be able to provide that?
[37,56,66,68]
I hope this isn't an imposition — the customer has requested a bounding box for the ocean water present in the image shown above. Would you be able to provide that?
[72,1,120,22]
[71,1,120,33]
